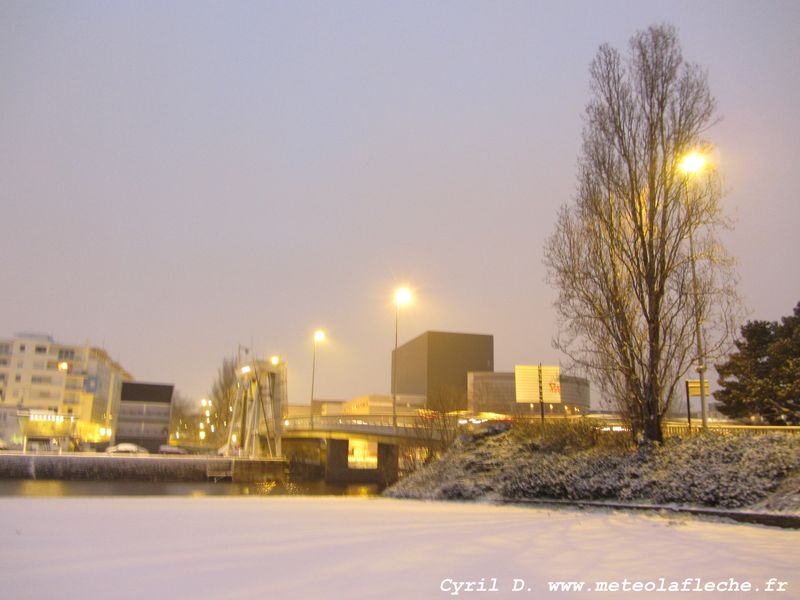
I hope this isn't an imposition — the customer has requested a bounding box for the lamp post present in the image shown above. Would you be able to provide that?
[392,287,413,430]
[679,151,709,430]
[310,329,325,429]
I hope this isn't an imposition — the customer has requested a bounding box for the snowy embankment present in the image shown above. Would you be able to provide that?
[386,428,800,514]
[1,496,798,599]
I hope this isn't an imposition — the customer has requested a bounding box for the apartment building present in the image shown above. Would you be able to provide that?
[0,333,132,441]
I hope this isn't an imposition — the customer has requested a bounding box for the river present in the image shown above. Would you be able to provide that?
[0,478,382,497]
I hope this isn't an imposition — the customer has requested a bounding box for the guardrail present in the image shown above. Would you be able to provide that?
[282,414,460,441]
[663,423,800,436]
[285,415,425,431]
[282,415,799,438]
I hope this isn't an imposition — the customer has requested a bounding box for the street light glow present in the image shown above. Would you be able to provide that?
[241,365,251,374]
[679,151,706,175]
[270,355,280,366]
[395,286,413,306]
[314,329,326,343]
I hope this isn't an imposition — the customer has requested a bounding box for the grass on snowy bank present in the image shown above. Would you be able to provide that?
[385,420,800,512]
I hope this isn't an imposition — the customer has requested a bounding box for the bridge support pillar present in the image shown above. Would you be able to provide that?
[377,442,398,485]
[324,439,399,486]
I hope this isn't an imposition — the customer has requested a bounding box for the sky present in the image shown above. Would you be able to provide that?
[2,1,799,407]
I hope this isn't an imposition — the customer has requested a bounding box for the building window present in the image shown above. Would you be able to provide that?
[65,378,83,390]
[31,375,52,385]
[0,358,7,366]
[0,344,10,355]
[15,375,21,383]
[58,349,75,361]
[19,344,26,352]
[35,345,47,354]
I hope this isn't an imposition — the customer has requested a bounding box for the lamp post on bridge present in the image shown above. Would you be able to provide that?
[310,329,326,429]
[392,287,413,431]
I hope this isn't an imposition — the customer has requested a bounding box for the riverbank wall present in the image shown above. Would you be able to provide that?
[0,453,287,483]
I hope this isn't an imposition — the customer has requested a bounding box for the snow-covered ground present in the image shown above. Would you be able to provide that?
[1,497,797,599]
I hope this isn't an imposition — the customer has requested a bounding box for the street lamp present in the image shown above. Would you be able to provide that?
[310,329,326,428]
[392,287,413,429]
[680,151,709,429]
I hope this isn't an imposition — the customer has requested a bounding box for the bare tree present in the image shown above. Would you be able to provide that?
[169,389,198,443]
[544,24,740,442]
[208,357,237,446]
[412,385,463,463]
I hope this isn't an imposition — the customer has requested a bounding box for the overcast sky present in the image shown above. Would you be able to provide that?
[2,1,798,406]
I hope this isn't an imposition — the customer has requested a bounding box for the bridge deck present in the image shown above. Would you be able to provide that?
[282,415,452,443]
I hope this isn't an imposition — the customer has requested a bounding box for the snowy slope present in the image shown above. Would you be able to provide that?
[387,430,800,512]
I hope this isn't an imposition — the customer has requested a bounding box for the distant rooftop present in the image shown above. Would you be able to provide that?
[13,332,55,342]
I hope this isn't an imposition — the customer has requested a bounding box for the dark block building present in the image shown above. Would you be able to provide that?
[115,382,174,452]
[392,331,493,410]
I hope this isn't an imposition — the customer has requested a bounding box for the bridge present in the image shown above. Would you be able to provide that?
[282,414,455,443]
[279,414,459,485]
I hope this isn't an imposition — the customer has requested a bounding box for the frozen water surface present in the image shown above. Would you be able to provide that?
[1,497,797,599]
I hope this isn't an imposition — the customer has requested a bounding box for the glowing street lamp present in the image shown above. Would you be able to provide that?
[680,150,709,429]
[395,287,412,307]
[310,329,326,428]
[679,152,706,176]
[270,355,280,366]
[392,286,413,429]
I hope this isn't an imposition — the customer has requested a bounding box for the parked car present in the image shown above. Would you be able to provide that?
[106,443,149,454]
[158,444,188,455]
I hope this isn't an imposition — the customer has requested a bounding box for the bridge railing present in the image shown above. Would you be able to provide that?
[283,415,800,439]
[284,415,427,432]
[662,422,800,437]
